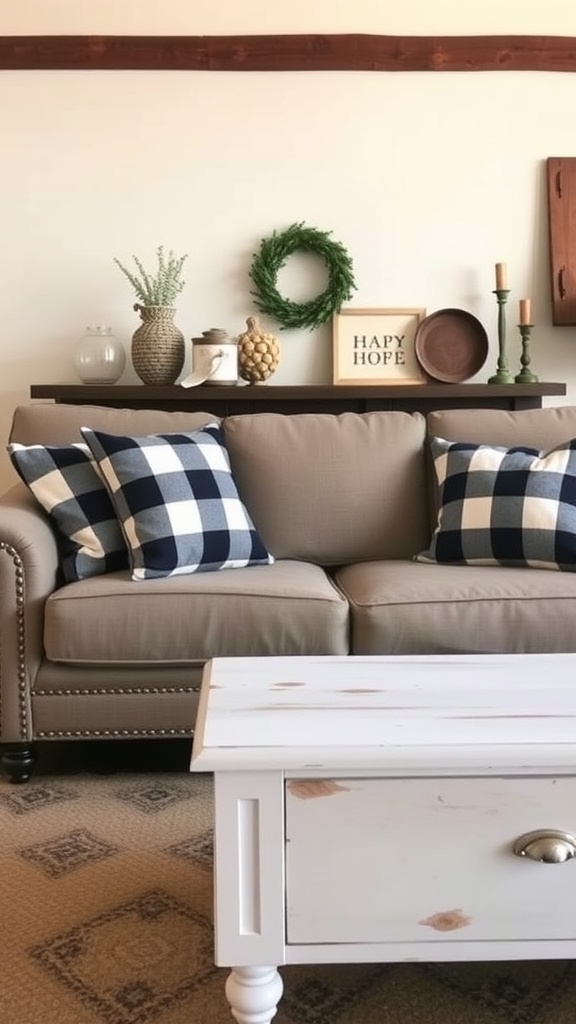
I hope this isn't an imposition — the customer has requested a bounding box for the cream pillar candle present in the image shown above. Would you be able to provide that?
[519,299,532,325]
[495,263,508,290]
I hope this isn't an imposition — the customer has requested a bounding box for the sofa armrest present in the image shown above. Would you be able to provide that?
[0,482,60,743]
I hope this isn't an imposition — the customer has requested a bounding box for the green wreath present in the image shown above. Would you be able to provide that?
[249,222,356,330]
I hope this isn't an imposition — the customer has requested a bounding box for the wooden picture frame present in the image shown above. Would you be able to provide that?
[333,307,426,385]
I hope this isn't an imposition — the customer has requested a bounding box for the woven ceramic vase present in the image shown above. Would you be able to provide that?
[131,304,185,385]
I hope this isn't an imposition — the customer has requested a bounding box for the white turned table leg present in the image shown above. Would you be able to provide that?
[225,965,284,1024]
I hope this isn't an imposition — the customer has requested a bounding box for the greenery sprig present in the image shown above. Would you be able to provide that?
[249,222,356,331]
[114,246,188,306]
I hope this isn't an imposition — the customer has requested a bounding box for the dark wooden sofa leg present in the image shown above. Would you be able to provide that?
[1,743,36,783]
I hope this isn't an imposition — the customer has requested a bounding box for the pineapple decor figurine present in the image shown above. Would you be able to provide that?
[237,315,281,384]
[114,246,188,386]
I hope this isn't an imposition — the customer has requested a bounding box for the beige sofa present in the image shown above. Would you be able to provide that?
[2,400,576,782]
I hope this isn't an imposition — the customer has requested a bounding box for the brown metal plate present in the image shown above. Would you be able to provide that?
[414,308,489,383]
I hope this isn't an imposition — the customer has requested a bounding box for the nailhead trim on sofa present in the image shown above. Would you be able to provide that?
[36,727,194,738]
[33,685,201,738]
[33,685,200,696]
[0,542,28,740]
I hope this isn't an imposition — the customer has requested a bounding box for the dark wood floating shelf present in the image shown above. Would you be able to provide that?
[30,382,567,417]
[3,35,576,73]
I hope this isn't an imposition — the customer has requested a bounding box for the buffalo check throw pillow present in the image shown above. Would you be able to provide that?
[8,442,128,582]
[416,436,576,571]
[81,423,274,580]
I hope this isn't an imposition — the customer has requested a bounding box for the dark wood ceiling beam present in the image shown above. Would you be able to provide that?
[1,34,576,72]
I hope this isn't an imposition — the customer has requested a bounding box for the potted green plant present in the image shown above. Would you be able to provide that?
[114,246,188,386]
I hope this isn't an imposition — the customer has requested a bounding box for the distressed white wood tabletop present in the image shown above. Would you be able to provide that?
[190,654,576,773]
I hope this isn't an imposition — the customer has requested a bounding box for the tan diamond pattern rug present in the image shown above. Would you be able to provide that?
[2,763,576,1024]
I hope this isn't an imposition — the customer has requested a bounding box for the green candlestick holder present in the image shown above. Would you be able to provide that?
[515,324,539,383]
[488,288,514,384]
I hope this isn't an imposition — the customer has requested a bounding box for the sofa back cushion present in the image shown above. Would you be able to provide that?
[427,406,576,450]
[10,403,219,446]
[224,411,429,565]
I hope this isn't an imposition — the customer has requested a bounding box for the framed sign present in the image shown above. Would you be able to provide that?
[333,307,426,385]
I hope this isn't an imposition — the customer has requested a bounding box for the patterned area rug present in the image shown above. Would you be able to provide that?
[2,768,576,1024]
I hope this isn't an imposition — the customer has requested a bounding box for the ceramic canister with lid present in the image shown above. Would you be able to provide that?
[191,328,238,386]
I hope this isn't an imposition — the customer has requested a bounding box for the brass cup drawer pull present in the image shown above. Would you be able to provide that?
[513,829,576,863]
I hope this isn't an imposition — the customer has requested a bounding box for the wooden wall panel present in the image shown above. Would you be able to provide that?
[547,158,576,326]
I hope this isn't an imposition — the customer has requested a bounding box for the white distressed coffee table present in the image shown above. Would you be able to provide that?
[190,653,576,1024]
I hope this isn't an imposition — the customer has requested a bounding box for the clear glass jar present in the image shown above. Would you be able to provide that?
[73,325,126,384]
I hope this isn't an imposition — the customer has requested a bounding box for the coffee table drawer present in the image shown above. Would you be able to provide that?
[285,776,576,945]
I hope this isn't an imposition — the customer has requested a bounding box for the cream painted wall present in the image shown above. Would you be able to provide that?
[4,1,576,35]
[1,2,576,490]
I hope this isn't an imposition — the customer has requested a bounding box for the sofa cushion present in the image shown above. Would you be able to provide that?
[10,403,219,447]
[7,441,128,581]
[44,560,349,662]
[335,558,576,655]
[82,424,273,580]
[224,411,429,565]
[417,436,576,571]
[428,405,576,450]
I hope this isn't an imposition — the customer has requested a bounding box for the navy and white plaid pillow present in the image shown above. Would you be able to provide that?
[8,442,128,582]
[81,423,274,580]
[416,435,576,571]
